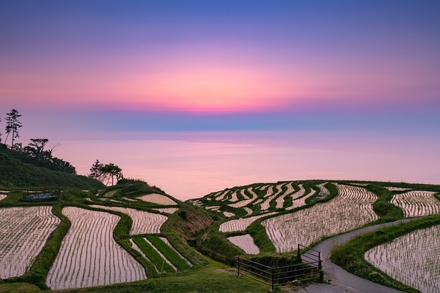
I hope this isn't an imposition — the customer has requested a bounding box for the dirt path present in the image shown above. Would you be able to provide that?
[297,219,416,293]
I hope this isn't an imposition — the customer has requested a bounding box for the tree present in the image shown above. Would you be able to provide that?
[5,109,22,147]
[23,138,49,159]
[51,157,76,174]
[100,163,123,186]
[88,159,104,181]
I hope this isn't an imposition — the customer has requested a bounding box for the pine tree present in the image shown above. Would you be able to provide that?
[5,109,22,147]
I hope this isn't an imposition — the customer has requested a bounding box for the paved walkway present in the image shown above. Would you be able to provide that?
[296,219,416,293]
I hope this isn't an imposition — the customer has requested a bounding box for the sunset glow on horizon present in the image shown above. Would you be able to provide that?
[1,1,440,196]
[1,1,439,116]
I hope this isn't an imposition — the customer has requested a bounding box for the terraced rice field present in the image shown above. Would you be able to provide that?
[229,190,239,202]
[275,182,295,209]
[139,193,177,205]
[365,225,440,293]
[229,188,258,208]
[214,190,230,201]
[153,207,179,214]
[391,191,440,217]
[385,187,411,191]
[159,237,192,267]
[89,205,168,234]
[227,234,260,255]
[144,237,177,271]
[220,212,276,232]
[132,236,191,273]
[317,183,330,196]
[262,184,378,252]
[0,206,60,279]
[260,185,283,211]
[286,187,315,210]
[46,207,146,290]
[223,211,235,218]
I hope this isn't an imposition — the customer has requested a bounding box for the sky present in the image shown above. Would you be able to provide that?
[1,1,439,197]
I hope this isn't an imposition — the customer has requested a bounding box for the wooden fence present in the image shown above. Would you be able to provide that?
[237,244,322,291]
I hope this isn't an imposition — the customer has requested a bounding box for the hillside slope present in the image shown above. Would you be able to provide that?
[0,144,103,189]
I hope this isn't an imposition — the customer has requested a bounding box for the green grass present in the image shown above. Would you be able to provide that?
[0,282,41,293]
[160,204,209,266]
[366,184,404,222]
[132,236,175,273]
[60,261,271,293]
[146,236,191,271]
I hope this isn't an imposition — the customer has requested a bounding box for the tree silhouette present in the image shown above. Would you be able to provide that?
[24,138,49,159]
[5,109,22,147]
[88,159,104,181]
[100,163,123,186]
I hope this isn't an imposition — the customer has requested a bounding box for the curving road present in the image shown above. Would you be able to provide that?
[297,219,416,293]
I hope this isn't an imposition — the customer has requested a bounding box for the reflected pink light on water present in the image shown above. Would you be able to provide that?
[54,131,440,200]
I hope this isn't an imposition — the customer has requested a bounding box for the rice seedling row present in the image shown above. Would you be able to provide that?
[365,225,440,293]
[46,207,146,290]
[206,206,221,211]
[132,236,175,273]
[223,211,235,218]
[391,191,440,217]
[159,237,192,267]
[130,239,159,273]
[89,205,167,235]
[285,188,316,210]
[262,184,378,252]
[275,182,295,209]
[260,184,284,211]
[243,207,252,215]
[123,197,140,202]
[138,193,177,206]
[258,185,269,191]
[227,234,260,255]
[146,236,191,270]
[219,212,277,233]
[215,190,230,201]
[229,191,239,202]
[144,238,177,271]
[229,187,258,208]
[290,184,306,200]
[317,183,330,197]
[0,206,60,279]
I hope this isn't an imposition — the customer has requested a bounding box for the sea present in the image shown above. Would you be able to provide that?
[54,130,440,201]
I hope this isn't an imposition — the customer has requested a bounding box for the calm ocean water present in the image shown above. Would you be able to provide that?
[56,131,440,200]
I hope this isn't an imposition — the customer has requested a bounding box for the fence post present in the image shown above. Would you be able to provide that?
[237,256,240,277]
[297,244,301,262]
[318,251,323,282]
[271,266,274,291]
